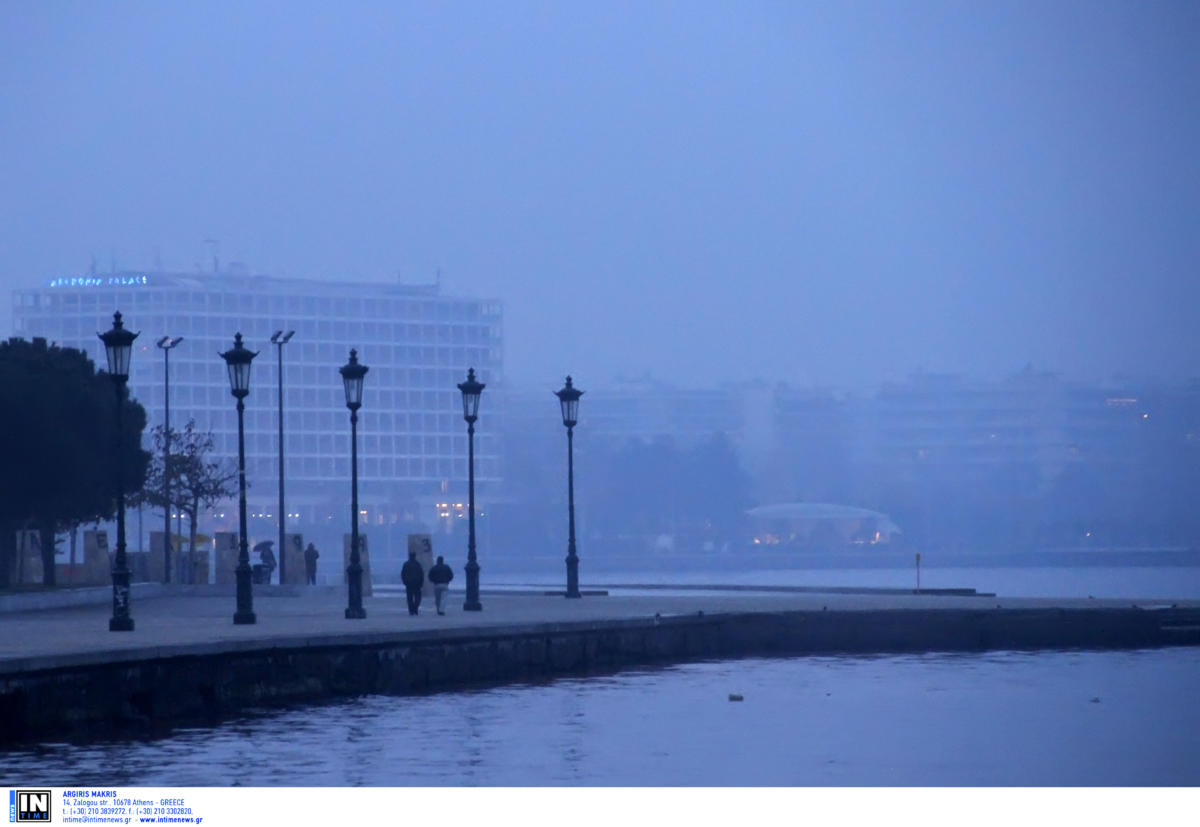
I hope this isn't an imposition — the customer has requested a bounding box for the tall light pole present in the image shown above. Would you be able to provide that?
[340,349,368,619]
[156,335,182,583]
[220,333,257,625]
[99,311,138,631]
[555,376,584,598]
[271,330,295,585]
[457,368,484,611]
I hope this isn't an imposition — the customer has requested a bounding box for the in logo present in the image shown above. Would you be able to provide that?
[9,790,50,822]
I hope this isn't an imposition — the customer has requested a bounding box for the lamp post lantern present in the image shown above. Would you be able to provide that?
[99,311,139,630]
[555,376,584,598]
[156,335,182,583]
[339,348,368,619]
[220,332,258,625]
[271,330,295,585]
[457,368,485,611]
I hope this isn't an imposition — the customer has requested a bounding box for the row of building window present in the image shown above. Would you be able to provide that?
[21,288,501,323]
[212,432,497,456]
[156,407,486,433]
[132,381,487,407]
[26,318,500,352]
[143,403,481,427]
[242,456,499,480]
[130,363,495,387]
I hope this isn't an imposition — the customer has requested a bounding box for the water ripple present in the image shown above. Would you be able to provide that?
[2,648,1197,786]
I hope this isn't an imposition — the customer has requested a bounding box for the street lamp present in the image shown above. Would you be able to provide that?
[555,376,584,598]
[156,335,182,583]
[98,311,138,631]
[457,367,484,611]
[271,330,295,585]
[339,348,368,619]
[220,332,257,625]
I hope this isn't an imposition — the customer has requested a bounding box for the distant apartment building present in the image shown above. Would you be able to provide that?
[498,376,753,513]
[12,270,504,560]
[503,369,1184,517]
[855,370,1156,492]
[544,377,746,447]
[498,376,751,488]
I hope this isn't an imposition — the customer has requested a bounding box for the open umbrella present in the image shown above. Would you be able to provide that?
[252,540,274,553]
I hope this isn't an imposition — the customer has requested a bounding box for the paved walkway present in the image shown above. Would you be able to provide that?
[2,583,1195,671]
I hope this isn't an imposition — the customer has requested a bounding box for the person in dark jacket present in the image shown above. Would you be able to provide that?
[303,542,319,585]
[400,550,425,615]
[427,555,454,615]
[259,543,277,584]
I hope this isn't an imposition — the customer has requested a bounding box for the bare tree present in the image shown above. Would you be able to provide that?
[143,420,237,576]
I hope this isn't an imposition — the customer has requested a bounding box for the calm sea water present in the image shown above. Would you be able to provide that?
[497,564,1200,599]
[3,647,1197,786]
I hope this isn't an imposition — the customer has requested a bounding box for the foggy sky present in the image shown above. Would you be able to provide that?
[1,1,1197,390]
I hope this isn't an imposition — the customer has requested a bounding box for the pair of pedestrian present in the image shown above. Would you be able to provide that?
[401,552,454,616]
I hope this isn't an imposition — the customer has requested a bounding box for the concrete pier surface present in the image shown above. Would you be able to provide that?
[1,584,1197,741]
[0,583,1194,669]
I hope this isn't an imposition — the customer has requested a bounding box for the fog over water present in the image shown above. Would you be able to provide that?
[494,563,1200,600]
[2,1,1198,388]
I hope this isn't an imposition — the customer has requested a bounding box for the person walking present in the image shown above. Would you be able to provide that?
[427,555,454,615]
[401,549,425,616]
[259,542,277,584]
[304,542,319,585]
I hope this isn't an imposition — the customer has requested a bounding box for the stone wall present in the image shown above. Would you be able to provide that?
[1,606,1196,743]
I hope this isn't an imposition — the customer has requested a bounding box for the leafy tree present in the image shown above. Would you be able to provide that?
[0,337,149,587]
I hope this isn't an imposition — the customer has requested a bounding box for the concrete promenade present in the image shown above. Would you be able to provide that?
[0,585,937,666]
[1,583,1198,741]
[1,583,1196,671]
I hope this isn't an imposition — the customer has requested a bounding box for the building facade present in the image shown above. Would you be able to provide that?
[12,271,503,570]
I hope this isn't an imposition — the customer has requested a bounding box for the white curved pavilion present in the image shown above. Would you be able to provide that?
[746,502,902,546]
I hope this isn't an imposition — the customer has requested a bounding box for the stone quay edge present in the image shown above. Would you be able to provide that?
[0,588,1197,742]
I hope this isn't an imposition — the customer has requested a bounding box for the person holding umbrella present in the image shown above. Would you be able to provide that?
[254,540,277,584]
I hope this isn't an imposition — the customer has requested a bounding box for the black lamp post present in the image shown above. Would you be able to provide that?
[220,332,257,625]
[457,368,485,611]
[99,311,138,631]
[340,348,368,619]
[156,335,182,583]
[555,376,584,598]
[271,330,294,585]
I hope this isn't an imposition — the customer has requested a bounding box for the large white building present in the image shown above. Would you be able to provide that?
[12,270,503,565]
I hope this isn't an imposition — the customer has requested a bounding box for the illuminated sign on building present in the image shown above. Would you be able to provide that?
[48,275,150,288]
